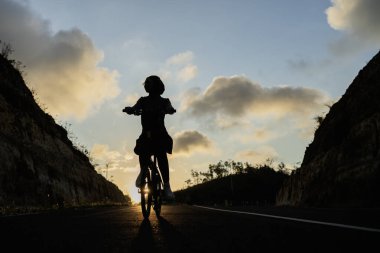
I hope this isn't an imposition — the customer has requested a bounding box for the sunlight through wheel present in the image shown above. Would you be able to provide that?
[140,172,152,219]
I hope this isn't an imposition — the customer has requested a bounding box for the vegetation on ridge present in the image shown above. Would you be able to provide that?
[175,159,290,206]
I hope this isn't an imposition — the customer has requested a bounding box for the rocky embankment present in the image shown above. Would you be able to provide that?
[0,54,126,209]
[276,51,380,208]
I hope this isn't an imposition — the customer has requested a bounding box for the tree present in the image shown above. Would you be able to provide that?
[191,169,201,184]
[244,162,255,174]
[208,164,215,179]
[213,161,228,178]
[185,179,192,188]
[199,171,213,182]
[277,162,290,175]
[232,161,244,174]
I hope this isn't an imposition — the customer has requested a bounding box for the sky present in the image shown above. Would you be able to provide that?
[1,0,379,202]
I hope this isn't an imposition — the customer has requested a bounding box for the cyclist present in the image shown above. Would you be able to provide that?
[123,75,176,200]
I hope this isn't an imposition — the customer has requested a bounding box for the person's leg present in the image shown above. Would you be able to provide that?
[157,152,174,200]
[137,154,150,187]
[156,152,169,184]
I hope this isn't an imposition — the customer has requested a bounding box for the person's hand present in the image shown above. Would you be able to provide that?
[167,108,176,115]
[122,106,133,114]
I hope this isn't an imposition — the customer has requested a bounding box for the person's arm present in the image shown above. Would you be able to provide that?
[123,97,143,115]
[164,98,176,114]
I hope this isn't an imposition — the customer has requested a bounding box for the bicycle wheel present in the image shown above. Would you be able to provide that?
[140,171,152,219]
[153,172,163,217]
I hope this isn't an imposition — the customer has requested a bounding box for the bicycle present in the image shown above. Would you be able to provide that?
[140,154,163,218]
[123,104,176,219]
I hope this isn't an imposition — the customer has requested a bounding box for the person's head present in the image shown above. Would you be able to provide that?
[144,75,165,95]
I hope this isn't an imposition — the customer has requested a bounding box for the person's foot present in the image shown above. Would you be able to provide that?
[164,183,175,200]
[135,172,142,188]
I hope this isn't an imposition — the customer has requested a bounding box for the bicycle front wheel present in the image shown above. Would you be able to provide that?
[140,172,152,219]
[153,177,162,217]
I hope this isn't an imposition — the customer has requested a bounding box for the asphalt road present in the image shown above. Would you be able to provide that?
[1,204,379,252]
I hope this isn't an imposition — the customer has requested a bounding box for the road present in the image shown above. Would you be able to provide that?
[0,204,379,252]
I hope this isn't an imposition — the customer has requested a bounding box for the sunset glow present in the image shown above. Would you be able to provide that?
[1,0,379,198]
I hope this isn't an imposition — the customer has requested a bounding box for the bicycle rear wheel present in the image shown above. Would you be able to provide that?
[140,171,152,219]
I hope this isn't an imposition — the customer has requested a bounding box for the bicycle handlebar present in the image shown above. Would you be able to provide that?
[122,106,176,116]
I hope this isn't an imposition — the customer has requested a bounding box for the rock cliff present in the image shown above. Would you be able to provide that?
[0,54,126,208]
[276,51,380,207]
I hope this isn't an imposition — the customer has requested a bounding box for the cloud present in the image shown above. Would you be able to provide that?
[90,144,138,173]
[182,75,330,126]
[0,0,120,120]
[234,127,278,144]
[166,51,194,65]
[235,146,279,165]
[124,93,140,105]
[160,51,198,83]
[173,130,213,156]
[177,64,198,83]
[326,0,380,43]
[252,128,276,142]
[91,144,121,161]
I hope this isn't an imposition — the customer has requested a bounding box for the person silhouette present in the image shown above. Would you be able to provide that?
[123,75,176,200]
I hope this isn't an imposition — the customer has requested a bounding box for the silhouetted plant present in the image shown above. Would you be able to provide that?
[313,103,334,130]
[191,169,201,184]
[185,179,192,188]
[186,159,291,188]
[30,88,49,112]
[0,42,48,114]
[313,114,325,128]
[178,159,290,205]
[278,162,291,175]
[58,120,92,161]
[0,40,26,73]
[0,40,13,58]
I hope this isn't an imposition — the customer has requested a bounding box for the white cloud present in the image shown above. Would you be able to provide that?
[121,165,139,173]
[90,144,138,173]
[166,51,194,65]
[182,75,330,129]
[326,0,380,43]
[0,0,120,120]
[178,64,198,83]
[124,93,140,105]
[91,144,121,162]
[159,51,198,83]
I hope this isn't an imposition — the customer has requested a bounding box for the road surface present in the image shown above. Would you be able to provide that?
[0,204,379,252]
